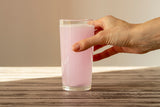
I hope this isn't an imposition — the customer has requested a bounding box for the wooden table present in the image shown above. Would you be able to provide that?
[0,67,160,107]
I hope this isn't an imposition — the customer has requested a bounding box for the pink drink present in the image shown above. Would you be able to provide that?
[60,19,94,91]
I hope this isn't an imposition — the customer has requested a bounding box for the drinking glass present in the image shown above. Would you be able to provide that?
[60,19,94,91]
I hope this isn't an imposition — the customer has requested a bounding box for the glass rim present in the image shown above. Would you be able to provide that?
[60,19,93,22]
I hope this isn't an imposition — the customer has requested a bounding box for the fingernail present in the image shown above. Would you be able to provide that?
[72,43,80,51]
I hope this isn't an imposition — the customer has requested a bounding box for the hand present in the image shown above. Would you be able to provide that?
[72,16,160,61]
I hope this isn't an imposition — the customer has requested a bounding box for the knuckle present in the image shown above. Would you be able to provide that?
[104,15,114,20]
[97,32,106,43]
[98,31,105,36]
[103,31,113,44]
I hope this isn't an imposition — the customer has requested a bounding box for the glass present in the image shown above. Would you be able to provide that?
[59,19,94,91]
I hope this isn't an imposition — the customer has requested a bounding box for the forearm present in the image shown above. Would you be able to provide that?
[131,17,160,52]
[143,17,160,36]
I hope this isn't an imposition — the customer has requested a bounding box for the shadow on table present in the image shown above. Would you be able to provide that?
[0,67,160,106]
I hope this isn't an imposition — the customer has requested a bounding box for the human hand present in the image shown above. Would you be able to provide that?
[72,16,160,61]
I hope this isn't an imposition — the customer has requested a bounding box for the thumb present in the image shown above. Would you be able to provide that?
[72,31,105,52]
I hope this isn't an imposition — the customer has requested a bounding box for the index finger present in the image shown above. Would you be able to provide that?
[88,18,104,28]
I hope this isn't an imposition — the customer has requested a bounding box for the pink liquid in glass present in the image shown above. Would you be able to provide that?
[60,23,94,91]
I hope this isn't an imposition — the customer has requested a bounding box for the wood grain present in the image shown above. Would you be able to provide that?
[0,67,160,107]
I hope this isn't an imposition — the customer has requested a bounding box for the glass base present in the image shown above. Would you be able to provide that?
[63,85,91,91]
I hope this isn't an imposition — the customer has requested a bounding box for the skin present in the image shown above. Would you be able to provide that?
[72,16,160,61]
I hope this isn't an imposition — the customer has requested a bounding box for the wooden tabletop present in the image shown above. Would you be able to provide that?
[0,67,160,107]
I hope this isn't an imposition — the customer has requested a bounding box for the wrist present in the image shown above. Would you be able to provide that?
[129,19,160,51]
[128,23,143,46]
